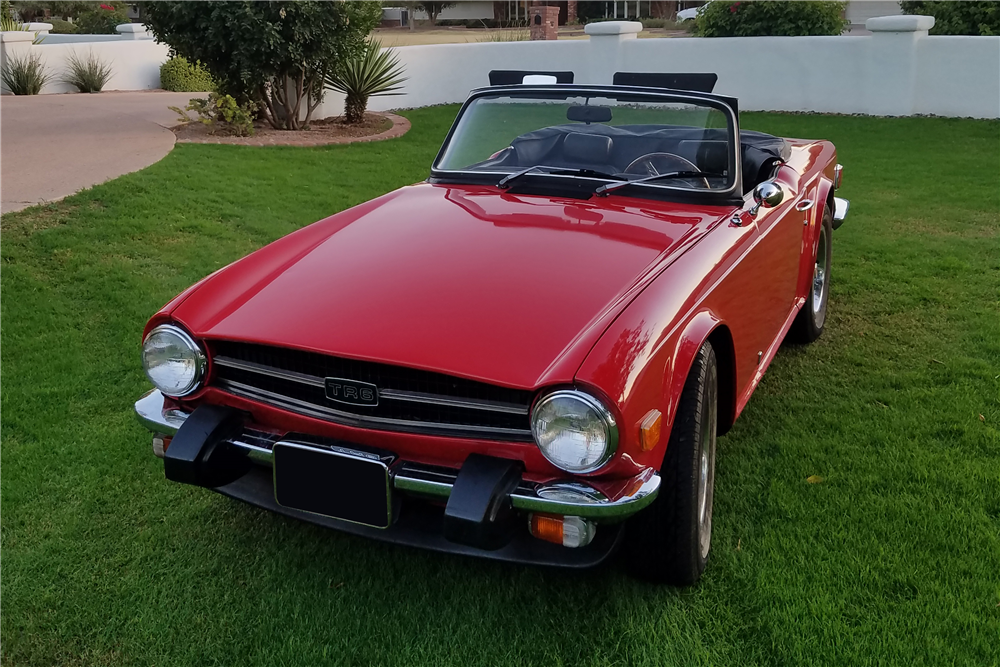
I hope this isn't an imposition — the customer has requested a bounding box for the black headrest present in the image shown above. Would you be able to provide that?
[489,70,575,85]
[563,132,613,162]
[613,72,718,93]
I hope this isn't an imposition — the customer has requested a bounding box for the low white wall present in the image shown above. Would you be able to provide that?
[320,18,999,119]
[41,34,124,43]
[1,26,167,94]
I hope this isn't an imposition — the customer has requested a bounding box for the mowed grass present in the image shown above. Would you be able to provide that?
[2,106,998,667]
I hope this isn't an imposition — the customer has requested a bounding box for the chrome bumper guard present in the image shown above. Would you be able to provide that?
[135,390,660,521]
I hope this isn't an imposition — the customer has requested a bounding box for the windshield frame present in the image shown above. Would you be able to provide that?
[429,85,743,206]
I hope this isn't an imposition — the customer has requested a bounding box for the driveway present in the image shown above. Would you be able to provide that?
[1,91,201,214]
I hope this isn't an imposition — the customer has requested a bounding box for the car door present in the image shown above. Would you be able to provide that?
[716,169,806,393]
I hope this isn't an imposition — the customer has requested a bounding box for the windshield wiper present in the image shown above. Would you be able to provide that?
[594,170,725,196]
[498,165,622,189]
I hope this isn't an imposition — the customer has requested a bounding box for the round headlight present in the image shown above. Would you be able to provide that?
[531,389,618,473]
[142,324,206,397]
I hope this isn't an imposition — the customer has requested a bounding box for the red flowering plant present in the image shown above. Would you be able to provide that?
[729,2,741,13]
[100,4,115,10]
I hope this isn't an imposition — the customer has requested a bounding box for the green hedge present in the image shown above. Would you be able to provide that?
[75,4,130,34]
[46,18,78,33]
[159,55,215,93]
[694,1,847,37]
[900,1,999,35]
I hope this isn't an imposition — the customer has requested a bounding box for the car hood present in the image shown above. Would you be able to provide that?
[169,183,726,389]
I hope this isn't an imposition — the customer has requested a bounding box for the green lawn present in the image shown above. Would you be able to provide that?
[2,107,998,667]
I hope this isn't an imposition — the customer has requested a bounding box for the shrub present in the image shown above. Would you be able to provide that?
[141,1,382,130]
[478,26,530,42]
[170,92,257,137]
[900,1,999,35]
[694,1,848,37]
[75,3,129,34]
[62,49,113,92]
[159,55,215,93]
[1,50,51,94]
[47,18,77,33]
[323,38,406,124]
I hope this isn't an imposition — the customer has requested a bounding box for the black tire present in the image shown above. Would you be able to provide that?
[622,341,718,586]
[788,205,833,344]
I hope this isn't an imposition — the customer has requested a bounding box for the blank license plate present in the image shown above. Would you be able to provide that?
[273,442,391,528]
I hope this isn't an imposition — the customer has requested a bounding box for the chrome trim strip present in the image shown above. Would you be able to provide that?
[833,163,843,189]
[213,356,325,388]
[379,388,528,415]
[218,378,534,438]
[214,356,529,415]
[833,197,850,226]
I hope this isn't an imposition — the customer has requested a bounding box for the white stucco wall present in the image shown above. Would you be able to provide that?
[1,24,167,94]
[32,39,169,93]
[317,20,999,120]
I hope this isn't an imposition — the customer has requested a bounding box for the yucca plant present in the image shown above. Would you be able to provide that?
[1,50,51,95]
[62,50,114,93]
[324,39,406,124]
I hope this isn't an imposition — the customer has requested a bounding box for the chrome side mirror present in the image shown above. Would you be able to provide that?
[750,181,783,216]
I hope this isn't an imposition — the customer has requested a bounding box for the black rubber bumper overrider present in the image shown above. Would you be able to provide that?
[164,404,250,488]
[443,454,524,550]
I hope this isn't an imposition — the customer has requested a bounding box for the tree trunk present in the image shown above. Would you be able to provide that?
[345,93,369,124]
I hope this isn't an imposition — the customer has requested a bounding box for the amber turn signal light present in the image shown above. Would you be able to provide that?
[528,514,596,548]
[639,409,662,452]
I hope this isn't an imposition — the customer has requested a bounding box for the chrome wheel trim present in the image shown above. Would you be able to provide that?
[811,225,829,326]
[697,365,718,560]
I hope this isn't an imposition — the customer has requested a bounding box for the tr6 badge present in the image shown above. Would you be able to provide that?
[325,377,378,406]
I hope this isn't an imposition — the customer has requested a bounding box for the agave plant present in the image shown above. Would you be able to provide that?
[324,39,407,124]
[1,50,51,95]
[62,50,114,93]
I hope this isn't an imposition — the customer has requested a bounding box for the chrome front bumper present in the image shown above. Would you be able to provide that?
[135,390,660,522]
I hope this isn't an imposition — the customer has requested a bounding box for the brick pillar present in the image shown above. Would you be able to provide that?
[530,5,560,40]
[567,1,578,23]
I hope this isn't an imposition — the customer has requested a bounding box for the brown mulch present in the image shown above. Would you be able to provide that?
[172,112,410,147]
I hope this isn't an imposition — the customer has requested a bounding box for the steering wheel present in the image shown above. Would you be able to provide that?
[623,152,710,189]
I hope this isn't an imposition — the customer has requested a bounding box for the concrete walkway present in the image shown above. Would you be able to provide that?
[1,91,199,214]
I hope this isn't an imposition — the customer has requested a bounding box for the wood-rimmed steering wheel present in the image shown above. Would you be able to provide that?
[623,152,710,189]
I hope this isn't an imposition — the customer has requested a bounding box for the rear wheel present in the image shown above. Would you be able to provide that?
[789,205,833,343]
[623,341,718,586]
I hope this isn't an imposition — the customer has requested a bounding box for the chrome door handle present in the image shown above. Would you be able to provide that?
[795,199,815,211]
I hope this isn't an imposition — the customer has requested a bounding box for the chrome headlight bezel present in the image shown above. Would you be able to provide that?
[530,389,619,474]
[141,324,207,398]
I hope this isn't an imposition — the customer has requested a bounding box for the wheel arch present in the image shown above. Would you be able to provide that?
[659,313,737,468]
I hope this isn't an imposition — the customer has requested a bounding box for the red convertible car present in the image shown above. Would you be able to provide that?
[136,82,848,585]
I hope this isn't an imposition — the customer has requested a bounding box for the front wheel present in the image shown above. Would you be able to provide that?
[789,205,833,343]
[622,341,718,586]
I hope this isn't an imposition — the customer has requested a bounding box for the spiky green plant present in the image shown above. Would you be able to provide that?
[323,39,406,124]
[62,50,114,93]
[1,0,20,31]
[1,50,51,95]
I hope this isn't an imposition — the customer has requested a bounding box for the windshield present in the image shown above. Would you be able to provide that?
[434,88,738,196]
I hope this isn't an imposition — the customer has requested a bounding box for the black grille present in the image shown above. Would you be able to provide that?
[209,341,534,441]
